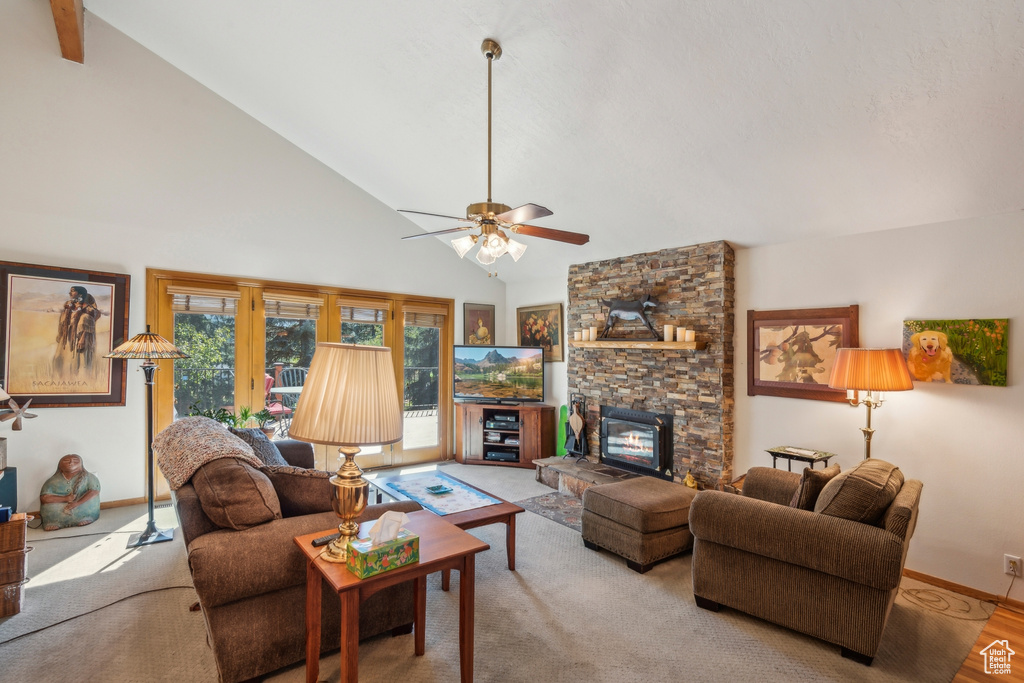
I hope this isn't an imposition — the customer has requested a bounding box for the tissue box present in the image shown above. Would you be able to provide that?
[345,529,419,579]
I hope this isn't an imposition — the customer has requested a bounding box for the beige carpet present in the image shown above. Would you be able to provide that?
[0,463,991,682]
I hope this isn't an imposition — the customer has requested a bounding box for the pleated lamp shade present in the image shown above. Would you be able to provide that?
[106,326,189,360]
[828,348,914,392]
[289,343,404,447]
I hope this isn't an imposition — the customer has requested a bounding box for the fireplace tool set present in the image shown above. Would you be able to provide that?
[564,393,589,461]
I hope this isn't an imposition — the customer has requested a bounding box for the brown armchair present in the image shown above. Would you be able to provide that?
[173,440,421,682]
[688,460,922,665]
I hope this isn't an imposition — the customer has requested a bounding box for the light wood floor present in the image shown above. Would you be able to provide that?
[953,606,1024,681]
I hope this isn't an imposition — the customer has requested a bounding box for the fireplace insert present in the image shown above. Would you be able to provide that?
[599,406,673,480]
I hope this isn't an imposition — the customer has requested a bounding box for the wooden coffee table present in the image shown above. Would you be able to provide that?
[296,510,489,683]
[369,471,524,586]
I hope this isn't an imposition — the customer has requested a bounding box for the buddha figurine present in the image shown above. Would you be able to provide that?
[39,453,101,530]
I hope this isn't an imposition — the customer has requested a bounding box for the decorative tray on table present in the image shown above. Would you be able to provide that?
[425,485,453,495]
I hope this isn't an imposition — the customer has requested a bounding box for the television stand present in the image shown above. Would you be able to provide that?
[455,403,555,469]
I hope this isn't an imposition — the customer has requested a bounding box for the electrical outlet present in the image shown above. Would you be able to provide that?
[1005,554,1022,576]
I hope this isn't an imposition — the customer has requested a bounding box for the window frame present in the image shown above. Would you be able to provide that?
[147,269,454,475]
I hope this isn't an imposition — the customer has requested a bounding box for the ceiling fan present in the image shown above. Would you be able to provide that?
[400,39,590,268]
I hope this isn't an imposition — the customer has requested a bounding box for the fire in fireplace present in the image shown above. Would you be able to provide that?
[599,406,673,480]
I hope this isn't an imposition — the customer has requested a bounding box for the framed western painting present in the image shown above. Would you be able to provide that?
[517,303,564,362]
[1,261,131,407]
[464,303,495,345]
[747,305,859,402]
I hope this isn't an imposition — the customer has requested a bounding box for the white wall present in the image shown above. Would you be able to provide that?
[0,2,503,509]
[735,214,1024,601]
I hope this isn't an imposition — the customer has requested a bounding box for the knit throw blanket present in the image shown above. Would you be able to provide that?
[154,416,264,490]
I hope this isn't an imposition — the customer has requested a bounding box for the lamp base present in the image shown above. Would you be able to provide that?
[127,522,174,548]
[320,534,356,563]
[322,445,369,563]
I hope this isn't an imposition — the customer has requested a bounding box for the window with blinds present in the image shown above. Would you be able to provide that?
[403,303,447,328]
[337,298,391,323]
[167,285,240,316]
[263,291,322,320]
[404,311,445,328]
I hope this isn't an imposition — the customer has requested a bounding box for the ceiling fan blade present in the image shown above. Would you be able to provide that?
[398,209,469,221]
[511,224,590,246]
[495,203,553,225]
[402,226,476,240]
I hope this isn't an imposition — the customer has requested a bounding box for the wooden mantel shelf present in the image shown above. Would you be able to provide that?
[570,340,706,350]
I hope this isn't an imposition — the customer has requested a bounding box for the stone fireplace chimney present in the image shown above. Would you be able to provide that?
[566,241,735,487]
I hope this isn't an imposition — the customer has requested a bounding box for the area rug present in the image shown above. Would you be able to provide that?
[516,491,583,532]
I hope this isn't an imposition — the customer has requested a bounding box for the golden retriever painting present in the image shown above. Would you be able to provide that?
[906,330,954,383]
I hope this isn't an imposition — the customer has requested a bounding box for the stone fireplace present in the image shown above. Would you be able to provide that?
[567,241,735,487]
[599,406,673,480]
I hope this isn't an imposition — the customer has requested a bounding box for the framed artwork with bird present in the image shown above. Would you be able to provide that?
[747,305,859,402]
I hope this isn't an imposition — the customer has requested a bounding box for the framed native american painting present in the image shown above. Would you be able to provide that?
[747,305,859,402]
[1,261,131,407]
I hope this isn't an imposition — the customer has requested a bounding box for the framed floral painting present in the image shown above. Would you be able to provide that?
[516,303,564,363]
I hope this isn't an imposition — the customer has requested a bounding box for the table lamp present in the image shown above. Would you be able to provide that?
[828,348,913,459]
[106,326,189,548]
[289,343,403,563]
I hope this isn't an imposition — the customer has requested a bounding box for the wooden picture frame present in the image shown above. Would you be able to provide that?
[463,303,495,345]
[1,261,131,407]
[747,305,859,402]
[516,303,565,363]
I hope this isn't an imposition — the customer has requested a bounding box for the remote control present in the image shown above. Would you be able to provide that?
[311,532,340,547]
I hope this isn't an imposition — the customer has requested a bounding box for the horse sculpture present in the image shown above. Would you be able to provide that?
[599,294,659,339]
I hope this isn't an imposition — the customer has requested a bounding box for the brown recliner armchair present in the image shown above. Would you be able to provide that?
[689,460,922,665]
[173,439,421,682]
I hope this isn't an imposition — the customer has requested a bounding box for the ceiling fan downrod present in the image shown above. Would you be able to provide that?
[483,38,501,208]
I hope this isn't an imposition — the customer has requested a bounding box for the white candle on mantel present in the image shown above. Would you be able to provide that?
[589,326,599,341]
[663,324,674,342]
[573,330,582,342]
[676,327,687,342]
[685,329,695,342]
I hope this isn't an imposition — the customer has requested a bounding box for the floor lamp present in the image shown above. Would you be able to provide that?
[106,326,189,548]
[828,348,914,459]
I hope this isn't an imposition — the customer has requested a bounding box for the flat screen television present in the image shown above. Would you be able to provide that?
[453,345,545,403]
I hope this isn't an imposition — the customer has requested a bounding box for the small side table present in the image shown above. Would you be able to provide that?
[765,446,837,471]
[296,509,489,683]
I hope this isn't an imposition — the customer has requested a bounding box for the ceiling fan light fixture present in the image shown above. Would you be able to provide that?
[451,234,477,258]
[506,238,528,262]
[398,39,589,261]
[483,232,508,258]
[475,245,497,265]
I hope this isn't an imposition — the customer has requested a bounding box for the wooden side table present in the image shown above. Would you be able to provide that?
[295,509,490,683]
[765,446,837,471]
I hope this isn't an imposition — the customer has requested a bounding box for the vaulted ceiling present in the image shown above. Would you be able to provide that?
[77,1,1024,283]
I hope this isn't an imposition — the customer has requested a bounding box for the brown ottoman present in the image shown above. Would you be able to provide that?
[582,477,697,573]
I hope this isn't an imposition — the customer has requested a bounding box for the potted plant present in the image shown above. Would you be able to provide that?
[234,405,255,429]
[253,408,275,438]
[188,404,235,427]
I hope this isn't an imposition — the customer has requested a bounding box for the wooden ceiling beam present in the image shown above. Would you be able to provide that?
[50,0,85,63]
